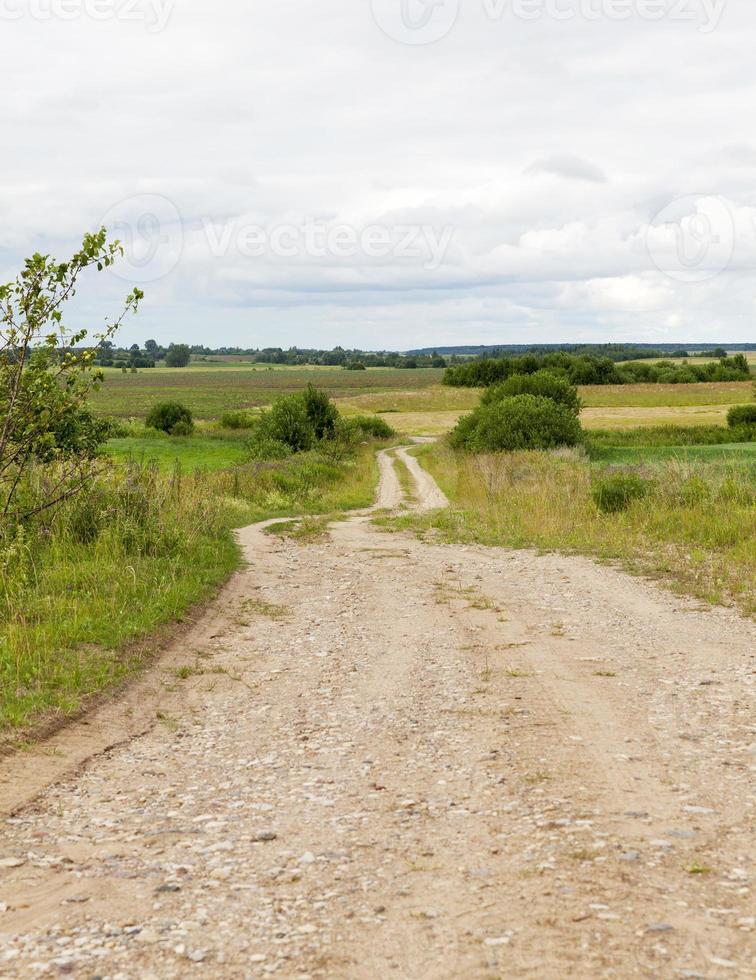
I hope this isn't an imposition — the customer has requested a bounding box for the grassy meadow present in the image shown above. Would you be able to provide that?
[89,364,445,419]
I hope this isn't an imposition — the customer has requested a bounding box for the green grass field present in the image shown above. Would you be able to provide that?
[91,366,445,419]
[589,442,756,467]
[105,435,248,471]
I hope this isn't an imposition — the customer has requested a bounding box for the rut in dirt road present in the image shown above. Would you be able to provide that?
[0,445,754,979]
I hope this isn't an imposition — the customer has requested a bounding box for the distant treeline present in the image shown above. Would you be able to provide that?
[443,352,753,388]
[191,345,449,368]
[92,343,451,370]
[413,342,756,360]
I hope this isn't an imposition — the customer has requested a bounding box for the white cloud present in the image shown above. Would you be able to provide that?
[0,1,755,347]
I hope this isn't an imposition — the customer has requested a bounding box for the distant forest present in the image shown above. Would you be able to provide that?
[410,342,756,360]
[91,341,755,371]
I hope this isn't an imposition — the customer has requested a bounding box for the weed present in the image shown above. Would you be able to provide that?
[686,862,712,875]
[242,598,289,620]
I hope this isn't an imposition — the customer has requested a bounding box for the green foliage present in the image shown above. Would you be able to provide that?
[481,370,581,416]
[250,393,316,456]
[220,409,257,430]
[302,383,339,440]
[450,395,583,452]
[0,230,142,528]
[165,344,191,367]
[170,419,194,437]
[340,415,397,439]
[727,404,756,428]
[444,351,751,389]
[588,424,756,450]
[246,385,341,458]
[591,471,651,514]
[246,437,293,461]
[146,401,195,436]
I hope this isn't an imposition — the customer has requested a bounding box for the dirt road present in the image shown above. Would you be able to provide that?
[0,446,754,978]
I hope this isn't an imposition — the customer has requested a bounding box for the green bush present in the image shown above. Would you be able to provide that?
[146,401,195,436]
[340,415,396,439]
[450,395,583,452]
[170,420,194,437]
[591,471,650,514]
[302,384,339,441]
[727,404,756,428]
[481,370,582,416]
[246,386,341,459]
[246,437,293,461]
[220,410,257,430]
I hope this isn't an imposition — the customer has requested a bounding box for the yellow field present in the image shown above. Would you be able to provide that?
[579,381,752,408]
[581,405,730,430]
[334,382,751,434]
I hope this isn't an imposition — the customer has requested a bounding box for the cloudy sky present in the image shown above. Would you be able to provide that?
[2,0,756,349]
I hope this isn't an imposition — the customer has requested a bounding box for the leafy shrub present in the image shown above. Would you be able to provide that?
[170,419,194,437]
[450,395,583,452]
[146,401,195,436]
[248,396,315,456]
[591,471,650,514]
[340,415,396,439]
[220,410,257,430]
[481,370,581,416]
[727,404,756,428]
[100,416,130,439]
[444,351,751,388]
[246,386,340,458]
[302,384,339,441]
[246,437,293,461]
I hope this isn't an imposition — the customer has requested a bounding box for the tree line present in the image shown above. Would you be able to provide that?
[443,352,753,388]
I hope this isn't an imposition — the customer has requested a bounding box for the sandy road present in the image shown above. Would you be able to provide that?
[0,445,754,978]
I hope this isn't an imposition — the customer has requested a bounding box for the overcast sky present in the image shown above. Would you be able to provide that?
[2,0,755,349]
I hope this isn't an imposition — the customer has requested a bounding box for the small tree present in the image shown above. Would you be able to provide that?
[0,230,142,525]
[165,344,191,367]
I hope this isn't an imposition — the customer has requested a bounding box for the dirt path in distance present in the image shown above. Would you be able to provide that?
[0,445,753,979]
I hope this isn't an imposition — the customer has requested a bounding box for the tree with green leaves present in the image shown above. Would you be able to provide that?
[0,229,142,527]
[165,343,191,367]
